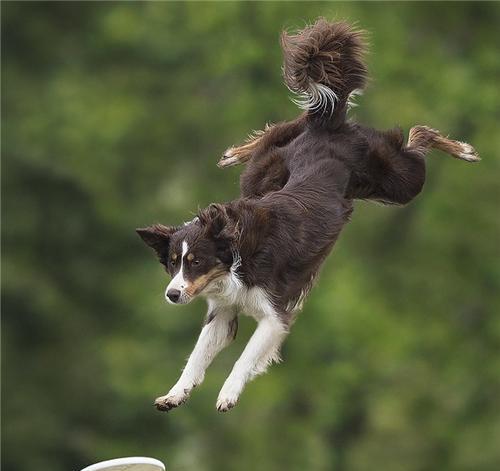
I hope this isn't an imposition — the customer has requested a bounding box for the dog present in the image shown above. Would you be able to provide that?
[137,19,479,413]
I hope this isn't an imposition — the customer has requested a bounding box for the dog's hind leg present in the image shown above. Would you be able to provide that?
[408,125,480,162]
[347,125,479,205]
[154,306,237,412]
[218,115,306,168]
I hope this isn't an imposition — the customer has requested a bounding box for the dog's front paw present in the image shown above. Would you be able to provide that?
[154,388,189,412]
[216,396,238,413]
[216,379,242,412]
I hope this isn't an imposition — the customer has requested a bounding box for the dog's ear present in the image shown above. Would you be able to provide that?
[136,224,178,256]
[199,204,238,238]
[198,204,238,264]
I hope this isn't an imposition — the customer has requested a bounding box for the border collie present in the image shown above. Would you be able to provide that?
[137,19,479,412]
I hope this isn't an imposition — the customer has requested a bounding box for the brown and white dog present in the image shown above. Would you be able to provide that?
[137,19,479,413]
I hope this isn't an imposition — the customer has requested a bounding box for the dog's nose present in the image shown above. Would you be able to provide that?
[167,289,181,303]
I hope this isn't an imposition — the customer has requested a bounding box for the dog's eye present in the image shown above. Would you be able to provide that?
[192,259,201,266]
[170,259,176,266]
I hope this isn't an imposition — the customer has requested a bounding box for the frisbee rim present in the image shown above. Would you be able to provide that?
[80,456,165,471]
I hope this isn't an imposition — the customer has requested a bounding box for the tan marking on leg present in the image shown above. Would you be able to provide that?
[408,125,480,162]
[432,134,480,162]
[218,127,269,168]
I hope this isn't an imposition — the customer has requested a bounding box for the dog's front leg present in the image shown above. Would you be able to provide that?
[216,315,287,412]
[155,306,238,412]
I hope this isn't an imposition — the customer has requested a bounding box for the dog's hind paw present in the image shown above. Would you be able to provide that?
[218,145,255,168]
[218,148,243,168]
[456,141,480,162]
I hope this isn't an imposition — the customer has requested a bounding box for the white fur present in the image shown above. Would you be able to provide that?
[457,141,480,162]
[286,287,308,313]
[216,314,286,411]
[165,240,189,303]
[183,216,199,226]
[210,262,288,411]
[289,82,338,116]
[347,88,363,109]
[156,305,237,408]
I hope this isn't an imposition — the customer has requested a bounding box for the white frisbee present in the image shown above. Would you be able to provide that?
[81,457,165,471]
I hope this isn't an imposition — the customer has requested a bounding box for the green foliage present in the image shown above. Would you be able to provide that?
[2,2,500,471]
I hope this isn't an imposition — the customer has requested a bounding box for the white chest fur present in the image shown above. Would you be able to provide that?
[205,270,277,322]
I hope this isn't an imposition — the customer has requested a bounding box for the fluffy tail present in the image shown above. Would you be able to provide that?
[281,18,368,124]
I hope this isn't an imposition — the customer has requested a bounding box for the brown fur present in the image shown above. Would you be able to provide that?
[281,19,368,115]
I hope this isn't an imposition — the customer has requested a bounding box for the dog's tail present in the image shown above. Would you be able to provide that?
[281,18,368,127]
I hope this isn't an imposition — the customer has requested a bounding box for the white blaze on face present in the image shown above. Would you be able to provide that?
[165,240,189,303]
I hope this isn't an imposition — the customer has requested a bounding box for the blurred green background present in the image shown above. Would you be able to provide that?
[2,2,500,471]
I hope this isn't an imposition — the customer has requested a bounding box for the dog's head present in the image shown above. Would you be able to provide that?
[137,204,238,305]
